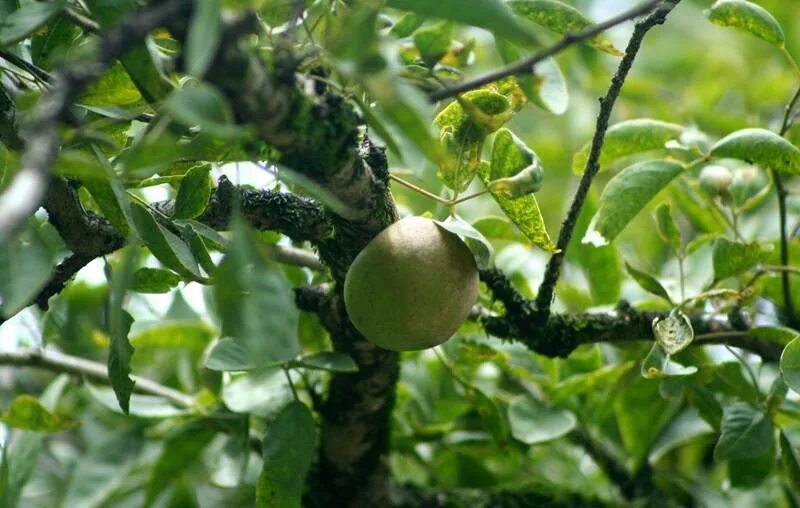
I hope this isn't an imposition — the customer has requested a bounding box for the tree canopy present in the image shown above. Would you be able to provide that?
[1,0,800,506]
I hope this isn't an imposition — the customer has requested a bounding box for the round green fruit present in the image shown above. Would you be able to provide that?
[343,216,479,351]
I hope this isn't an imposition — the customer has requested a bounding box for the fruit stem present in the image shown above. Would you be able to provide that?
[388,174,490,208]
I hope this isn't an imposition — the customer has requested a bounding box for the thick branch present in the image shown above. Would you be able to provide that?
[428,0,665,102]
[533,0,681,322]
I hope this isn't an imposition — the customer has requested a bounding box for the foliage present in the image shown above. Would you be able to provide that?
[0,0,799,506]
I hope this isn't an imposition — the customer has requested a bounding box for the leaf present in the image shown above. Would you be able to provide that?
[292,352,358,373]
[0,1,65,46]
[435,215,493,270]
[654,203,682,252]
[390,12,425,38]
[711,238,763,282]
[385,0,539,47]
[583,160,684,246]
[573,119,684,174]
[207,217,300,371]
[181,223,217,276]
[186,0,221,76]
[174,164,213,219]
[413,21,452,67]
[130,203,204,280]
[120,44,173,104]
[652,309,694,355]
[468,387,510,445]
[625,262,672,303]
[710,128,800,175]
[145,424,216,506]
[507,394,576,444]
[130,267,182,293]
[713,402,773,461]
[780,431,800,494]
[780,336,800,395]
[472,216,524,242]
[163,83,249,139]
[750,326,799,346]
[508,0,622,55]
[641,343,697,379]
[0,221,56,317]
[482,128,556,251]
[256,401,317,508]
[130,320,215,350]
[78,62,141,106]
[0,395,77,432]
[108,246,137,414]
[705,0,784,47]
[495,38,569,115]
[86,383,190,418]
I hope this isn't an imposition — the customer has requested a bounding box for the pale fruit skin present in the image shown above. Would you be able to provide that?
[343,217,479,351]
[699,165,733,195]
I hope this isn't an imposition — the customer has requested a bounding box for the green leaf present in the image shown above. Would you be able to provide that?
[386,0,539,47]
[780,431,800,494]
[482,128,556,251]
[256,401,317,508]
[130,267,181,293]
[750,326,799,346]
[508,0,622,55]
[468,387,510,445]
[0,1,65,46]
[780,336,800,395]
[181,223,217,276]
[186,0,221,76]
[583,160,684,246]
[641,343,697,379]
[711,238,763,282]
[174,164,213,219]
[120,44,173,103]
[86,383,190,418]
[714,402,773,461]
[573,119,684,174]
[130,203,204,280]
[729,445,774,488]
[292,352,358,373]
[413,21,452,67]
[145,424,216,506]
[435,215,493,270]
[652,309,694,355]
[78,62,142,106]
[0,221,56,317]
[207,217,300,370]
[705,0,784,47]
[108,246,137,414]
[390,12,425,37]
[710,128,800,175]
[497,39,568,115]
[163,83,249,139]
[654,203,682,253]
[130,320,215,350]
[0,395,77,432]
[507,395,576,444]
[625,262,672,303]
[472,216,524,242]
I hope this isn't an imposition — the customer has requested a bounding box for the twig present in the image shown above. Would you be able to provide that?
[0,0,190,242]
[532,0,681,322]
[0,348,195,408]
[0,50,52,85]
[427,0,665,102]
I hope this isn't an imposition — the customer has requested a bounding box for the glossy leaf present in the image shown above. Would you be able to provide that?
[508,0,622,55]
[256,401,317,508]
[710,128,800,175]
[130,203,204,280]
[130,267,181,293]
[625,262,672,303]
[507,394,576,444]
[483,128,556,251]
[780,336,800,394]
[386,0,539,47]
[713,402,773,461]
[711,238,763,282]
[436,215,493,270]
[0,395,77,432]
[705,0,784,47]
[583,160,684,246]
[173,164,213,219]
[573,119,684,174]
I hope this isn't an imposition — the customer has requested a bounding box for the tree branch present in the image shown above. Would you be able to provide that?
[533,0,681,322]
[0,347,195,408]
[427,0,665,102]
[0,0,191,242]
